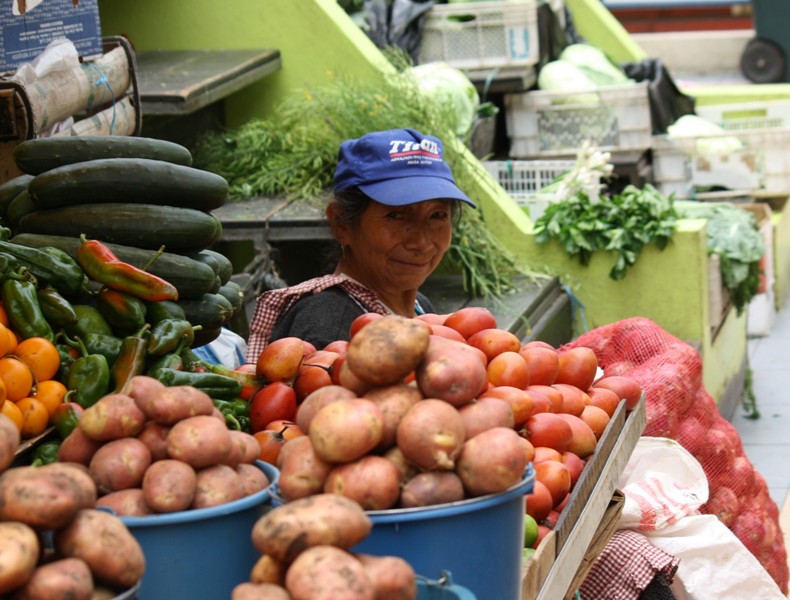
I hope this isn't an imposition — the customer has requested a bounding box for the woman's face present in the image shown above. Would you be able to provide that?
[335,199,454,296]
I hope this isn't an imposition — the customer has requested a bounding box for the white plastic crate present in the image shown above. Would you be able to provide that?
[652,128,790,198]
[483,159,600,220]
[504,82,652,158]
[696,100,790,131]
[418,0,539,71]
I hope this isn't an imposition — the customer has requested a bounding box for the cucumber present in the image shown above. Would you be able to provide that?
[13,136,193,175]
[10,233,217,299]
[0,174,33,219]
[199,249,234,285]
[16,203,223,252]
[176,293,235,330]
[27,157,228,211]
[216,281,244,317]
[6,190,37,227]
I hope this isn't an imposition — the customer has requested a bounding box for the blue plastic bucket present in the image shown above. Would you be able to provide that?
[120,461,279,600]
[354,467,534,600]
[416,571,477,599]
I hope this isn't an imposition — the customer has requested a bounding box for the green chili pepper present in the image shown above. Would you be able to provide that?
[65,305,115,338]
[0,241,87,295]
[66,335,111,409]
[145,338,187,374]
[112,323,151,393]
[144,300,186,325]
[55,343,77,382]
[0,251,19,274]
[30,440,61,466]
[37,286,78,328]
[180,346,209,372]
[212,399,242,430]
[51,401,84,439]
[1,270,54,341]
[97,286,148,334]
[76,332,124,366]
[147,319,196,356]
[149,367,242,399]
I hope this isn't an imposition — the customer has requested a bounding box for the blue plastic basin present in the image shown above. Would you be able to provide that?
[120,461,279,600]
[353,467,534,600]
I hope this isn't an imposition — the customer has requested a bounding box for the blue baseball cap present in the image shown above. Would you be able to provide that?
[333,128,476,208]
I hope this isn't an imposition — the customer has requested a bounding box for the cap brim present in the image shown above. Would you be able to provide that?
[358,176,477,208]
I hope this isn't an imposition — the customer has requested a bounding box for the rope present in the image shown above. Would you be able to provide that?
[85,62,117,134]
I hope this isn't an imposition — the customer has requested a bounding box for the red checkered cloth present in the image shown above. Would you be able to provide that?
[245,274,390,362]
[577,529,680,600]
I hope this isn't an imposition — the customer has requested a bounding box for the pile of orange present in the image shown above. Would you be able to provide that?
[0,303,65,439]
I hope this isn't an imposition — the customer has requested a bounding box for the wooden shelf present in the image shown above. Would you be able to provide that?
[136,49,281,115]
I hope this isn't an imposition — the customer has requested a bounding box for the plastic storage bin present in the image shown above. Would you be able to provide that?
[120,461,279,600]
[652,128,790,198]
[418,0,539,71]
[696,100,790,131]
[352,467,534,600]
[504,82,652,158]
[483,159,601,219]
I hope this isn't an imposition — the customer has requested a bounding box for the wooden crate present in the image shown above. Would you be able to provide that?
[522,397,646,599]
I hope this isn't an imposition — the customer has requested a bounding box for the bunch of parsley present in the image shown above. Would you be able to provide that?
[533,184,679,280]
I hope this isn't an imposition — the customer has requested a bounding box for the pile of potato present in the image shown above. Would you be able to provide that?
[275,313,530,509]
[233,493,418,600]
[57,375,269,516]
[0,414,145,599]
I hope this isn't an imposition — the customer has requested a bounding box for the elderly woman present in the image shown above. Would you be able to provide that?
[245,127,475,360]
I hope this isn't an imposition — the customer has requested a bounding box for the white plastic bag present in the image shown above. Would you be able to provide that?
[618,437,785,600]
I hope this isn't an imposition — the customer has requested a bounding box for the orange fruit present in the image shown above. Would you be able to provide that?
[0,323,14,357]
[0,399,23,431]
[15,397,49,438]
[0,357,33,402]
[0,303,9,327]
[13,337,60,382]
[4,328,18,354]
[0,377,6,403]
[34,379,68,418]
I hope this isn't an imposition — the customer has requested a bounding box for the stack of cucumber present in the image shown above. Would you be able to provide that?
[0,136,244,347]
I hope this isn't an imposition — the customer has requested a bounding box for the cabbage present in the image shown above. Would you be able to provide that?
[537,60,600,104]
[558,44,632,87]
[411,62,480,137]
[667,114,745,155]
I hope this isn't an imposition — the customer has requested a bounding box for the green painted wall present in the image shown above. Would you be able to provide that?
[97,0,744,402]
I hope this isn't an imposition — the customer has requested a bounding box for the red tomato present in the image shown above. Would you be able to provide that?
[525,479,553,522]
[265,419,306,440]
[442,307,497,339]
[349,313,383,339]
[534,460,571,507]
[555,347,598,391]
[253,428,290,465]
[249,382,298,433]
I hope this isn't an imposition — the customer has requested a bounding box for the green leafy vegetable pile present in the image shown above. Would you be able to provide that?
[533,183,679,281]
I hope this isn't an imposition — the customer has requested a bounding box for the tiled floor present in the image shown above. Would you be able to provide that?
[730,290,790,591]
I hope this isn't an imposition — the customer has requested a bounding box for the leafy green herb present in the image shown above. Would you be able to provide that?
[533,184,679,280]
[191,52,521,299]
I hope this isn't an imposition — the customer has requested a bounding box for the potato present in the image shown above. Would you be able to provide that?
[400,471,465,508]
[356,553,417,600]
[295,385,357,434]
[78,394,146,441]
[252,494,372,563]
[229,430,262,467]
[323,455,401,510]
[284,545,373,600]
[54,509,145,589]
[0,413,20,473]
[232,582,292,600]
[363,384,422,452]
[58,427,104,466]
[309,399,384,463]
[237,463,270,497]
[458,396,515,439]
[136,421,171,462]
[277,436,333,502]
[90,587,120,600]
[89,437,152,494]
[0,521,40,594]
[10,557,94,600]
[415,336,488,407]
[142,459,197,513]
[396,399,465,471]
[250,554,285,585]
[95,488,153,517]
[192,464,245,509]
[0,464,95,530]
[124,375,166,404]
[39,462,98,509]
[456,426,528,496]
[382,446,419,485]
[346,315,430,386]
[135,384,215,425]
[167,415,233,468]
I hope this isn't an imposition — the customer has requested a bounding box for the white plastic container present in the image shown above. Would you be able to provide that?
[504,81,652,158]
[418,0,539,70]
[696,100,790,131]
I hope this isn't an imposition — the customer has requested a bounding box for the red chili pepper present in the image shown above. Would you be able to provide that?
[76,235,178,302]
